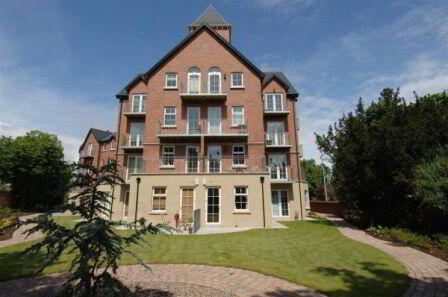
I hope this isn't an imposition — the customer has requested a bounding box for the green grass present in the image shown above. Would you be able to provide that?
[0,218,409,297]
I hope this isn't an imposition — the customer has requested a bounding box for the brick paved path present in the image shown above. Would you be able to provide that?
[0,264,328,297]
[328,217,448,297]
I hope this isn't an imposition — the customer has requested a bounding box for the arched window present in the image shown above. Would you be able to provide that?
[208,67,221,94]
[188,67,201,94]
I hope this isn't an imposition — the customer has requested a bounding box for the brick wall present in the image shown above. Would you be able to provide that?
[310,201,344,216]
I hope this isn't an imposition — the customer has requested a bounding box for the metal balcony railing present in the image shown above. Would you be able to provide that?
[265,132,291,147]
[157,119,248,136]
[264,101,289,114]
[123,103,146,115]
[120,134,144,148]
[268,165,292,182]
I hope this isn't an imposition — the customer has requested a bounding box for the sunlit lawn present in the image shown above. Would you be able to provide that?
[0,216,409,297]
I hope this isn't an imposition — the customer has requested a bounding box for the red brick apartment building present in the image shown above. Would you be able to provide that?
[78,5,309,232]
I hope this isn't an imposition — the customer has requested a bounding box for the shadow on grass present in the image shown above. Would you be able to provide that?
[251,262,410,297]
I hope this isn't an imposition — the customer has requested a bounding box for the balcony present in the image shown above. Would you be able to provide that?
[143,156,268,174]
[122,105,146,118]
[120,134,144,150]
[118,166,145,183]
[157,120,248,138]
[265,133,292,148]
[264,102,290,116]
[179,86,227,101]
[269,166,293,183]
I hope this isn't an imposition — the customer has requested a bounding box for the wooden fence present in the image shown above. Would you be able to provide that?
[310,200,344,217]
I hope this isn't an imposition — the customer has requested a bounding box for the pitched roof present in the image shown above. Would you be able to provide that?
[116,24,263,99]
[191,5,230,26]
[262,72,299,97]
[79,128,116,151]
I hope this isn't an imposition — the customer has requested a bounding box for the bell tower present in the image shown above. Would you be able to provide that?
[188,5,232,43]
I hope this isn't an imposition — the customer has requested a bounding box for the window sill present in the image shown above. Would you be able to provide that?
[160,165,175,169]
[230,125,245,128]
[230,86,245,89]
[150,211,167,215]
[164,87,178,90]
[162,125,177,128]
[233,210,250,214]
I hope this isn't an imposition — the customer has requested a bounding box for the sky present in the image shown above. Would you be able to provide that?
[0,0,447,162]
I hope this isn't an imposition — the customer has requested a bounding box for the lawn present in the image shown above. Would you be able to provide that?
[0,217,409,297]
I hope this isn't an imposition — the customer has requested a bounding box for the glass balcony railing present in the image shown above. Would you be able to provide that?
[120,134,144,149]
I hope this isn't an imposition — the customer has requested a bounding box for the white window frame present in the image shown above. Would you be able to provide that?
[271,190,289,217]
[126,155,143,180]
[185,146,200,173]
[205,187,221,224]
[232,106,245,126]
[188,71,201,94]
[132,94,146,113]
[161,145,175,167]
[110,140,115,151]
[265,93,283,112]
[163,107,177,126]
[234,186,249,212]
[88,143,93,156]
[208,69,221,94]
[231,72,244,88]
[102,144,106,152]
[268,154,288,180]
[232,145,245,167]
[187,107,201,135]
[207,145,221,173]
[152,187,167,212]
[165,73,177,88]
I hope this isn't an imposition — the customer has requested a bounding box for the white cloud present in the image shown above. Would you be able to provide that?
[0,2,116,162]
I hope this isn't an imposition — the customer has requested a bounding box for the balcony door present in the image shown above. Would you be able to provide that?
[268,154,287,180]
[267,122,285,145]
[208,107,221,134]
[207,145,221,173]
[129,122,144,146]
[187,107,200,135]
[127,155,143,180]
[132,94,146,113]
[186,146,199,173]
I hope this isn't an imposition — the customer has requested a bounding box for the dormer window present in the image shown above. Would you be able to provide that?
[165,73,177,88]
[208,67,221,94]
[188,67,201,94]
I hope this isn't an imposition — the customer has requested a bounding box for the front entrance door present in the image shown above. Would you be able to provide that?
[271,190,289,217]
[181,188,194,225]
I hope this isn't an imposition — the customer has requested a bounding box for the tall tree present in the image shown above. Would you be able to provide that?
[316,89,448,232]
[0,131,70,209]
[301,159,333,200]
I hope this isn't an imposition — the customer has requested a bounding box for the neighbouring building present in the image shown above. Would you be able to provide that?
[78,5,308,232]
[79,128,117,168]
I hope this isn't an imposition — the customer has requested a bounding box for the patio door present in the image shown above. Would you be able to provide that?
[181,188,194,224]
[271,190,289,217]
[187,107,200,134]
[186,146,199,173]
[206,187,220,224]
[207,145,221,173]
[267,122,285,145]
[208,107,221,134]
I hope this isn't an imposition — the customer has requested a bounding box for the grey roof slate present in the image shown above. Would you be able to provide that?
[263,72,299,96]
[79,128,115,152]
[191,5,229,26]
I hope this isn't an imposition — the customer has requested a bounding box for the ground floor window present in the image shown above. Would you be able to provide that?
[271,190,289,217]
[234,187,248,211]
[152,187,167,211]
[100,191,111,217]
[207,187,220,223]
